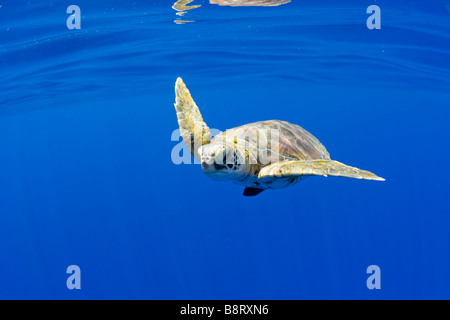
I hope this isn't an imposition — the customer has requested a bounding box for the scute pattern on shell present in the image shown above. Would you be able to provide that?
[213,120,330,163]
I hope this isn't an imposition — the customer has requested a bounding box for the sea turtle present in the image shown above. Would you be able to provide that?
[174,77,384,196]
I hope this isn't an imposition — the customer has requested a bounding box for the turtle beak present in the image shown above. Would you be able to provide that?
[201,161,231,180]
[201,161,226,173]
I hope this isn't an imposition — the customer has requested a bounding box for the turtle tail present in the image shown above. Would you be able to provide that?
[174,77,212,161]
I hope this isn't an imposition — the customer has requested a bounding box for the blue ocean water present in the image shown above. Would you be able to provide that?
[0,0,449,299]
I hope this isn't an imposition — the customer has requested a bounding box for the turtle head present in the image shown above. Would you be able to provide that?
[199,143,247,181]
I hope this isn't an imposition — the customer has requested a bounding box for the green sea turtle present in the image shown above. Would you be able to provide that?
[174,77,384,196]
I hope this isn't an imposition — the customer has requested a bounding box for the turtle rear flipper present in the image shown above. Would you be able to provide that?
[243,187,265,197]
[175,77,211,160]
[258,160,385,181]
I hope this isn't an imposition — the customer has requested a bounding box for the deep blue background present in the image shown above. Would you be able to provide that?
[0,0,449,299]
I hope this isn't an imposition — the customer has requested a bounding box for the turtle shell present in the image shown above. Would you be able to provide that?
[213,120,330,165]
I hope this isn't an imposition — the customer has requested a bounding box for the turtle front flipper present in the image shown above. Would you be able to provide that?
[174,77,211,160]
[258,160,385,181]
